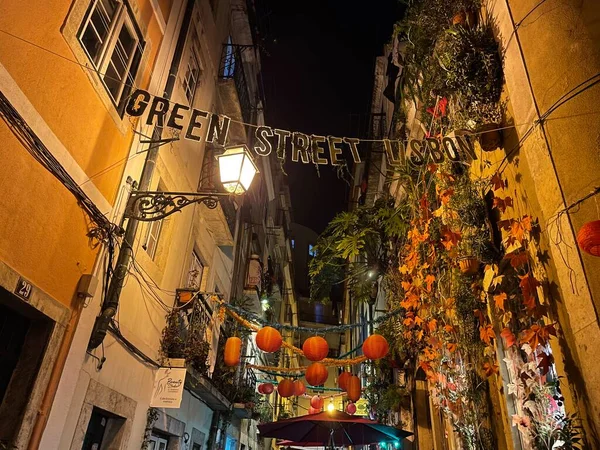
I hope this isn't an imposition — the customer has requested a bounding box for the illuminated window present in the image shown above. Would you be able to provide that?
[308,244,316,257]
[78,0,144,112]
[291,239,295,248]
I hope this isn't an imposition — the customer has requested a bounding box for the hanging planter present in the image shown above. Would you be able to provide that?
[459,256,479,275]
[477,124,503,152]
[577,220,600,256]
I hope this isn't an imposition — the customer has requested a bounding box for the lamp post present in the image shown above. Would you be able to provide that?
[123,145,258,221]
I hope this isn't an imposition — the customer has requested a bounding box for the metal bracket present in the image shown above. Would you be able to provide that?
[124,190,231,221]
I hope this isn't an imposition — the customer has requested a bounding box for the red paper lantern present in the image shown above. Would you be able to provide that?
[308,407,320,414]
[224,337,241,366]
[258,384,265,394]
[256,326,283,353]
[262,383,274,394]
[278,379,295,398]
[338,371,351,391]
[305,362,328,386]
[362,334,389,360]
[293,380,306,396]
[578,220,600,256]
[310,395,324,409]
[346,375,361,402]
[346,402,356,415]
[302,336,329,362]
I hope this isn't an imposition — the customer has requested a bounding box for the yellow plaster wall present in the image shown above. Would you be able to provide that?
[0,0,164,307]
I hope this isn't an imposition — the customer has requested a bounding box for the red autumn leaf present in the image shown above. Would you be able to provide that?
[500,327,517,347]
[510,216,533,243]
[427,319,438,332]
[494,292,508,311]
[505,250,529,269]
[441,227,462,250]
[490,173,505,191]
[425,274,436,292]
[446,342,458,353]
[474,309,487,327]
[479,324,495,345]
[519,273,541,310]
[520,323,557,349]
[483,361,499,378]
[537,350,554,375]
[443,324,455,333]
[493,196,514,213]
[497,219,513,232]
[439,187,454,205]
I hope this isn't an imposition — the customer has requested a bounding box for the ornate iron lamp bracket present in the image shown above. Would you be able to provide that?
[124,190,232,221]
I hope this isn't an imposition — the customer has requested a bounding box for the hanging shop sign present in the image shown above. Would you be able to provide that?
[126,89,477,167]
[149,367,187,408]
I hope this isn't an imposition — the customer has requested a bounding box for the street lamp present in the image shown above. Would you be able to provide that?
[124,144,258,221]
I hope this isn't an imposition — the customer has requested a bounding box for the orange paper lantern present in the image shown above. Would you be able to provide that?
[256,326,283,353]
[224,337,241,366]
[293,380,306,396]
[278,379,295,398]
[338,371,351,391]
[262,383,274,394]
[310,395,324,409]
[363,334,389,360]
[305,362,328,386]
[578,220,600,256]
[346,375,361,402]
[308,407,320,414]
[303,336,329,361]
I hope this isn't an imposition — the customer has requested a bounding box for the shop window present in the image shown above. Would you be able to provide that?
[148,433,169,450]
[78,0,144,113]
[82,407,125,450]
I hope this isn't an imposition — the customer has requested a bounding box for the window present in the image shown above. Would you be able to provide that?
[186,251,204,289]
[308,244,316,257]
[79,0,144,112]
[143,220,162,260]
[148,434,168,450]
[222,36,235,78]
[82,407,125,450]
[192,444,201,450]
[182,27,203,104]
[291,239,295,249]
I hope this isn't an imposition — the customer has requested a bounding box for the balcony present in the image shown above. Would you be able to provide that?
[160,292,257,412]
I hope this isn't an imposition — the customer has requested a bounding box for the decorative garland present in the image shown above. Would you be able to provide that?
[220,303,368,368]
[220,300,404,333]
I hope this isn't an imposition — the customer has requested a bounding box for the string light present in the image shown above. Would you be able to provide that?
[327,400,335,412]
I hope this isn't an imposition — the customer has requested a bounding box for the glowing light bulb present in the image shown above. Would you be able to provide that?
[327,401,335,412]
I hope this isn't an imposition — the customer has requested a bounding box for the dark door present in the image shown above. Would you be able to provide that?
[0,303,30,404]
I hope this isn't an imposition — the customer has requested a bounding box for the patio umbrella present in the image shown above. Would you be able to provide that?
[259,411,412,447]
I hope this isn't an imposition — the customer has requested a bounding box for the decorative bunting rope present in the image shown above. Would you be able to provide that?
[219,302,368,368]
[220,300,402,334]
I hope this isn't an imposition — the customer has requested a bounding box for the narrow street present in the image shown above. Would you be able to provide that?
[0,1,599,449]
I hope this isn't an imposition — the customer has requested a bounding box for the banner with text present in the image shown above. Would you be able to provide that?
[126,89,478,167]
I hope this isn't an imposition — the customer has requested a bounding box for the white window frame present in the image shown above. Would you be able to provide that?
[186,250,204,289]
[143,220,163,260]
[78,0,144,110]
[148,435,168,450]
[182,25,204,105]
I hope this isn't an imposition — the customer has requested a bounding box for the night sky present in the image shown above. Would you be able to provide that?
[259,1,402,233]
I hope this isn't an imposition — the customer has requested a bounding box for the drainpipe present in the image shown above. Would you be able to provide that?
[88,0,193,350]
